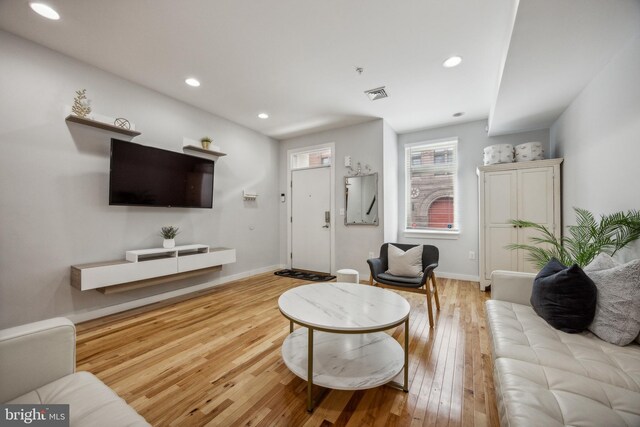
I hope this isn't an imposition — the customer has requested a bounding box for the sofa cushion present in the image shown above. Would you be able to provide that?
[584,255,640,346]
[0,317,76,403]
[585,252,619,271]
[386,244,423,277]
[8,371,149,427]
[494,357,640,427]
[486,300,640,391]
[531,258,597,333]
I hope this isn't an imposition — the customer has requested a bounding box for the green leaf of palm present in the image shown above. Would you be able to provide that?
[506,207,640,268]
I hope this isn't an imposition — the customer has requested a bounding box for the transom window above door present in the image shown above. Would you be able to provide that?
[291,148,332,169]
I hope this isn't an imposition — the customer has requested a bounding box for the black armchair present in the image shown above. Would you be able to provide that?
[367,243,440,327]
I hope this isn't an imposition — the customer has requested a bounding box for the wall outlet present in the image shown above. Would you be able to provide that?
[339,208,345,216]
[468,251,476,260]
[368,252,375,259]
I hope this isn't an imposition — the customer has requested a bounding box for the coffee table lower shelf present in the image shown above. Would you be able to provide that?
[282,329,405,392]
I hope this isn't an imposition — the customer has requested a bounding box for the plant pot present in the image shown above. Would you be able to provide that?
[163,239,175,249]
[201,140,211,150]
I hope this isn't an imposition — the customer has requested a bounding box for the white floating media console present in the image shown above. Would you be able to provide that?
[71,245,236,293]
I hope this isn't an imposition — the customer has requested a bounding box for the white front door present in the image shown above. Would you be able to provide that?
[291,167,331,273]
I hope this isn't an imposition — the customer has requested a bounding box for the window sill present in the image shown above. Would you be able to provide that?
[403,229,460,240]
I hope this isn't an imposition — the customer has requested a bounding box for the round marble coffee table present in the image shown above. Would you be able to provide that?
[278,282,411,412]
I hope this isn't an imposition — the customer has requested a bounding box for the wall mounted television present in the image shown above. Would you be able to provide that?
[109,139,214,208]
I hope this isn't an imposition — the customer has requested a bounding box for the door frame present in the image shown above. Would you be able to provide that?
[287,143,336,274]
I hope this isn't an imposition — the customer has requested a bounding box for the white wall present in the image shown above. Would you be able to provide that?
[0,31,281,328]
[398,120,550,280]
[279,120,384,279]
[383,122,399,243]
[551,33,640,260]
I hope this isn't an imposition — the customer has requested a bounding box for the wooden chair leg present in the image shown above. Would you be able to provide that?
[425,282,434,328]
[431,273,440,311]
[368,275,373,286]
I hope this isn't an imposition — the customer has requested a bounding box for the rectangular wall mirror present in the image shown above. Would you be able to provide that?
[345,173,378,225]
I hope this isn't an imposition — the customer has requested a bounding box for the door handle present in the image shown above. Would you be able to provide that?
[322,224,329,228]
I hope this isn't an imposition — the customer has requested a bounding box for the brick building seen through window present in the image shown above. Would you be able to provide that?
[406,140,458,231]
[291,148,331,169]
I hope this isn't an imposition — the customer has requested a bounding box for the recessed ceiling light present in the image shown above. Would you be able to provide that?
[185,78,200,87]
[443,56,462,68]
[29,2,60,20]
[258,113,269,119]
[453,112,465,117]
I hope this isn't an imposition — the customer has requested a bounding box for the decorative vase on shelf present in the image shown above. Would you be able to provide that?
[200,137,212,150]
[163,239,175,249]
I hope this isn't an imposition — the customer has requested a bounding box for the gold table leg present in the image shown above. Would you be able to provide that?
[403,317,409,392]
[385,317,410,392]
[307,327,314,412]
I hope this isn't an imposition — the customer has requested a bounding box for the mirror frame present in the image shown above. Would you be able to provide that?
[344,172,379,226]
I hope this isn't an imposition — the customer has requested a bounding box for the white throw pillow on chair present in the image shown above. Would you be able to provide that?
[386,244,423,277]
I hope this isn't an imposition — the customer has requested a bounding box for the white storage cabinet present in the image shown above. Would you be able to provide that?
[478,158,562,291]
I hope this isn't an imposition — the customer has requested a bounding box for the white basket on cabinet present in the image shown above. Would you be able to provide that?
[515,142,544,162]
[483,144,514,165]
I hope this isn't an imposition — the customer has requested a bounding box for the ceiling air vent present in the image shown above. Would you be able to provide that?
[364,86,388,101]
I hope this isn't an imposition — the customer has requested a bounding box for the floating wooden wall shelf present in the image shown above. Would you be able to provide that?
[182,145,227,160]
[65,114,142,137]
[71,246,236,293]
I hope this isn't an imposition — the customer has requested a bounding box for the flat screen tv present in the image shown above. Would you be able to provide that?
[109,139,214,208]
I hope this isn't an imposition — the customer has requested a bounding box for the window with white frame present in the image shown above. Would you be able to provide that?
[291,148,332,169]
[405,139,458,232]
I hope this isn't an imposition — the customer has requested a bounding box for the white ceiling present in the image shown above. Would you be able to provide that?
[489,0,640,135]
[0,0,638,140]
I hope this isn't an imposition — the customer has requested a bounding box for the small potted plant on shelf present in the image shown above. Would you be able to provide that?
[160,226,180,249]
[200,136,212,150]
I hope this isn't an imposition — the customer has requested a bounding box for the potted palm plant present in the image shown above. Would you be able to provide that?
[508,207,640,269]
[160,226,180,249]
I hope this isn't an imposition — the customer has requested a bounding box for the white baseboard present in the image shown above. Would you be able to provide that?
[436,271,480,282]
[66,264,284,324]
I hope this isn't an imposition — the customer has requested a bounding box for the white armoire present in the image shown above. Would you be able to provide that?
[477,158,562,291]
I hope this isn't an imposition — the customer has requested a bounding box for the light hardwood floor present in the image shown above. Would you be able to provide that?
[76,272,499,427]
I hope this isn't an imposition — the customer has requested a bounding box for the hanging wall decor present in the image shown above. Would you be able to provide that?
[113,117,131,130]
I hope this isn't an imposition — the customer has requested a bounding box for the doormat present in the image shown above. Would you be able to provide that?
[274,269,336,282]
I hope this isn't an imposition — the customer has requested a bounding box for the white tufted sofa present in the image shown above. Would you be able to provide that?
[486,271,640,427]
[0,317,150,426]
